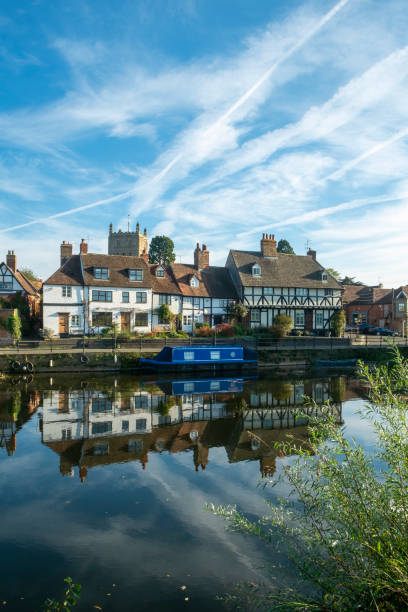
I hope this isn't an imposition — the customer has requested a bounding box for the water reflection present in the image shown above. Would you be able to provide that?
[0,386,40,455]
[26,376,349,481]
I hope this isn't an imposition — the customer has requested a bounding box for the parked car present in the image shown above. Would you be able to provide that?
[345,324,358,333]
[369,327,398,337]
[358,324,375,334]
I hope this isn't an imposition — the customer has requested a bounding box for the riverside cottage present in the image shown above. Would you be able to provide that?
[226,234,343,332]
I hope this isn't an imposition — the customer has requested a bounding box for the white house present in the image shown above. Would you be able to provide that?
[43,240,153,336]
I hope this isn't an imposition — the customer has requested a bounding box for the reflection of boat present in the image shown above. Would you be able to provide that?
[140,345,258,371]
[150,377,255,396]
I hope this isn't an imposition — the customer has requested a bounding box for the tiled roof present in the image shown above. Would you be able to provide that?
[149,264,181,295]
[170,264,238,299]
[342,285,393,305]
[228,250,343,289]
[81,253,152,288]
[2,263,41,296]
[44,255,83,286]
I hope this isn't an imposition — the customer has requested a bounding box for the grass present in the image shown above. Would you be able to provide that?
[209,346,408,610]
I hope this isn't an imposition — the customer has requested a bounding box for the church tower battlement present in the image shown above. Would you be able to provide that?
[108,222,148,256]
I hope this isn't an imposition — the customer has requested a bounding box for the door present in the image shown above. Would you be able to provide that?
[121,312,131,332]
[58,313,69,336]
[305,310,313,331]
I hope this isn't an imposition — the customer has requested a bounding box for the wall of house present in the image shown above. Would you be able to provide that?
[344,303,392,328]
[0,263,24,293]
[180,296,234,332]
[43,284,85,335]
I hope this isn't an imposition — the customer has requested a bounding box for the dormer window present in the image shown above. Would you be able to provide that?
[190,275,199,287]
[94,267,109,279]
[156,267,165,278]
[252,264,261,277]
[129,269,143,281]
[321,271,328,282]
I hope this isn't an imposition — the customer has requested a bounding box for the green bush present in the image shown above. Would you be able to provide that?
[210,347,408,611]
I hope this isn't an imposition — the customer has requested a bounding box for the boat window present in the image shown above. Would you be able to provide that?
[184,351,194,360]
[184,382,194,392]
[210,381,220,390]
[230,351,236,358]
[210,351,221,360]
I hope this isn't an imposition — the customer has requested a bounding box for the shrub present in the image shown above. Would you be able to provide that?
[211,347,408,611]
[215,323,235,337]
[271,313,293,337]
[196,326,215,337]
[331,310,346,337]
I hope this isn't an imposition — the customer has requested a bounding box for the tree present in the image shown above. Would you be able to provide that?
[20,268,40,282]
[157,304,176,329]
[342,275,365,286]
[269,313,293,338]
[148,236,176,266]
[277,239,295,254]
[331,310,346,337]
[326,268,341,281]
[5,310,22,342]
[225,302,248,323]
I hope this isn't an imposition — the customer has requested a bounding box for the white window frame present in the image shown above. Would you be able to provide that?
[252,264,261,277]
[129,269,143,281]
[62,286,72,297]
[190,276,199,287]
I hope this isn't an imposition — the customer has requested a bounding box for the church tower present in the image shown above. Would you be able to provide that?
[108,222,148,256]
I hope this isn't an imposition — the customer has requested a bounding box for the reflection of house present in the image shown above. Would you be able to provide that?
[0,389,40,456]
[226,235,342,331]
[40,378,344,480]
[343,285,393,328]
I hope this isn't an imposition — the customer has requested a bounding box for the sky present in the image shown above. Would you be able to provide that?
[1,0,408,286]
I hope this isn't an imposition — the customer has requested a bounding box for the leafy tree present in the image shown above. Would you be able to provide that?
[20,267,40,282]
[157,303,176,330]
[148,236,176,266]
[331,310,346,337]
[5,310,22,341]
[277,239,295,254]
[225,302,248,323]
[342,275,365,286]
[326,267,341,281]
[269,313,293,338]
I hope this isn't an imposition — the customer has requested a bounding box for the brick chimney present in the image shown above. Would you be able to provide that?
[260,233,277,258]
[79,238,88,254]
[307,248,316,261]
[6,250,17,272]
[60,241,73,266]
[141,248,149,263]
[194,243,210,270]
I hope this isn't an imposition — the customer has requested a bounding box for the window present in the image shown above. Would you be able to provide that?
[61,428,72,440]
[295,311,305,327]
[71,315,81,326]
[321,271,328,281]
[296,288,307,296]
[92,398,112,413]
[128,439,143,451]
[210,381,220,390]
[159,294,171,305]
[135,312,148,326]
[184,351,195,360]
[193,297,200,307]
[190,276,199,287]
[62,286,72,297]
[183,314,192,326]
[136,418,147,431]
[94,267,109,279]
[122,420,129,432]
[91,443,109,455]
[252,264,261,277]
[315,312,324,327]
[251,309,260,322]
[92,312,112,327]
[264,287,273,295]
[136,291,147,303]
[184,382,195,392]
[129,269,143,281]
[156,267,165,277]
[399,302,405,312]
[92,290,112,302]
[325,289,333,296]
[210,350,220,360]
[135,395,148,409]
[122,292,129,303]
[91,422,112,434]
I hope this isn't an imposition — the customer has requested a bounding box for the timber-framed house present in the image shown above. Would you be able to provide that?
[226,234,343,332]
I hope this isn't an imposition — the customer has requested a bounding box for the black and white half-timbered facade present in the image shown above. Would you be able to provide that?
[226,234,343,331]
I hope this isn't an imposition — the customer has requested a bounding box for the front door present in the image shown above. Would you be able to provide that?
[121,312,131,332]
[305,310,313,331]
[58,313,69,336]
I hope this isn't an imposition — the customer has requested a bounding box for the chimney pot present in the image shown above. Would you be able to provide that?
[60,241,73,266]
[260,233,277,258]
[307,248,317,261]
[194,242,210,270]
[6,250,17,272]
[80,239,88,254]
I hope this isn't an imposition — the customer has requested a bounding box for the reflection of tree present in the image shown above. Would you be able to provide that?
[330,377,346,403]
[225,394,248,414]
[7,391,21,419]
[156,395,176,417]
[270,381,293,402]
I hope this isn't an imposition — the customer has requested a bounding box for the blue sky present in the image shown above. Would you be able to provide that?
[1,0,408,285]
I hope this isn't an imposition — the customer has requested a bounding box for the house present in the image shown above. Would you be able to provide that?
[342,285,393,328]
[43,239,153,336]
[226,234,343,331]
[392,286,408,335]
[0,250,41,319]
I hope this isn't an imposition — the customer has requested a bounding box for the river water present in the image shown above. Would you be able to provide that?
[0,371,373,611]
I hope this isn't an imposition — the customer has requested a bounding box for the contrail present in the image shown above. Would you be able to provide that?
[238,192,408,238]
[0,0,350,234]
[323,126,408,182]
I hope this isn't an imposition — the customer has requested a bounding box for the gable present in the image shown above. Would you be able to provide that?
[0,262,23,292]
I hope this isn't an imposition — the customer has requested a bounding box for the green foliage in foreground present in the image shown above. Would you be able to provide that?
[42,577,81,611]
[209,347,408,610]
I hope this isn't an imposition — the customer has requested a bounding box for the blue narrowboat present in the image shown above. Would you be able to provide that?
[140,345,258,371]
